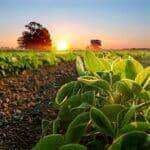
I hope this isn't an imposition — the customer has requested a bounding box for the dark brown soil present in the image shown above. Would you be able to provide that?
[0,61,78,150]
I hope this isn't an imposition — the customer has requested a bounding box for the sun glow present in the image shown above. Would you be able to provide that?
[56,40,69,51]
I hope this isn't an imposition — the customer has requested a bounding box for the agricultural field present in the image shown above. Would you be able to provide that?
[0,50,149,77]
[0,50,150,150]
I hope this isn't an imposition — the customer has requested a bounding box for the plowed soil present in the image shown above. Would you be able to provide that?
[0,61,78,150]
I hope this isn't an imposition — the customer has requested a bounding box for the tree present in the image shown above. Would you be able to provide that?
[18,22,52,50]
[87,39,102,51]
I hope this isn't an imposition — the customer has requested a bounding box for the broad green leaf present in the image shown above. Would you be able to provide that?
[96,71,111,82]
[112,74,121,84]
[114,81,131,102]
[78,76,110,91]
[91,107,115,137]
[57,95,83,129]
[55,81,77,105]
[131,57,144,73]
[78,76,99,84]
[58,91,94,130]
[100,104,126,122]
[119,122,150,135]
[122,79,142,95]
[112,58,125,76]
[99,58,111,71]
[84,51,104,73]
[72,81,82,95]
[96,71,121,84]
[110,131,150,150]
[115,79,142,99]
[125,59,137,79]
[60,144,87,150]
[71,103,91,111]
[117,109,128,130]
[80,91,95,105]
[137,91,150,102]
[59,91,94,117]
[32,134,64,150]
[66,124,87,143]
[135,67,150,86]
[89,79,110,91]
[65,112,90,143]
[120,106,136,128]
[125,57,143,80]
[76,56,86,76]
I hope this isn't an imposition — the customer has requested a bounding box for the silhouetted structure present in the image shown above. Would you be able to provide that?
[18,22,52,50]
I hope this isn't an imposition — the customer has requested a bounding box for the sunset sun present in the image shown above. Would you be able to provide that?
[56,40,69,51]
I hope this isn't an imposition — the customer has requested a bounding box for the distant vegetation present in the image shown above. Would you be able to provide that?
[87,39,102,51]
[18,22,52,50]
[0,50,149,77]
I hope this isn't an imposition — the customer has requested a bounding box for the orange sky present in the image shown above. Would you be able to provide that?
[0,22,150,49]
[0,0,150,49]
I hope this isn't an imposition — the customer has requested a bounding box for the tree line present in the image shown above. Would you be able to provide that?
[18,22,102,51]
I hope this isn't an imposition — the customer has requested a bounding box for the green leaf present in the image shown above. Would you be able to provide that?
[96,71,111,83]
[91,107,115,137]
[70,91,95,111]
[84,51,104,73]
[96,71,120,84]
[125,57,143,80]
[76,56,86,76]
[115,79,142,98]
[138,91,150,102]
[57,91,94,131]
[87,140,105,150]
[78,76,99,84]
[78,76,110,91]
[57,94,83,130]
[112,58,125,77]
[100,104,126,122]
[72,81,82,95]
[71,103,91,111]
[125,59,137,79]
[99,58,111,71]
[32,134,64,150]
[82,91,95,105]
[120,106,136,128]
[119,122,150,135]
[143,77,150,91]
[60,144,87,150]
[110,131,150,150]
[114,81,131,102]
[122,79,142,95]
[145,107,150,122]
[135,67,150,86]
[65,112,90,143]
[55,81,77,105]
[42,119,52,136]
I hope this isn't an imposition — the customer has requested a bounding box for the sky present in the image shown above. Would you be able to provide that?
[0,0,150,49]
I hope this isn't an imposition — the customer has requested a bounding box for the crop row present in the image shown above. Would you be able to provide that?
[33,51,150,150]
[0,50,149,77]
[0,51,80,76]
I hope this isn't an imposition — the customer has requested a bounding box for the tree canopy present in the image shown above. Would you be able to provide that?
[18,22,52,50]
